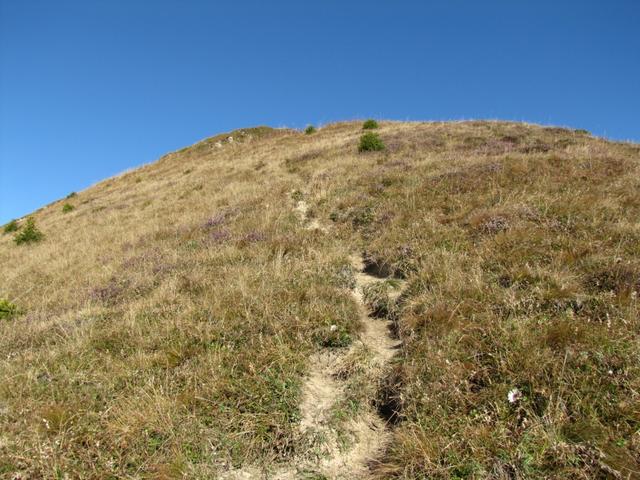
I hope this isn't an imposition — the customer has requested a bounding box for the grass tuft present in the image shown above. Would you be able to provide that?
[3,219,19,234]
[0,299,18,320]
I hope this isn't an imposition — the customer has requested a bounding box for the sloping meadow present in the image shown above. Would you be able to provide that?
[1,121,639,478]
[315,123,640,478]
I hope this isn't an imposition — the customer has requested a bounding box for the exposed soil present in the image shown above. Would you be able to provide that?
[223,197,404,479]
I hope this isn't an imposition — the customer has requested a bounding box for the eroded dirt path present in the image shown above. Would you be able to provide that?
[223,195,403,479]
[282,252,402,479]
[294,199,325,232]
[350,254,402,366]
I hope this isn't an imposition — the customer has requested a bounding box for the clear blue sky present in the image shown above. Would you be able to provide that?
[1,1,638,223]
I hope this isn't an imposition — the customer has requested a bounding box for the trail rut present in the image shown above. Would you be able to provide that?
[294,199,325,232]
[223,195,403,479]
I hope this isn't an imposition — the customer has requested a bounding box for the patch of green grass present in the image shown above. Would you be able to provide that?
[0,299,18,320]
[13,217,43,245]
[305,125,317,135]
[314,323,352,348]
[62,203,75,213]
[358,132,385,152]
[3,219,19,234]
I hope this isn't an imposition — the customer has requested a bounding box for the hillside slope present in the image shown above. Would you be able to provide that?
[1,121,639,479]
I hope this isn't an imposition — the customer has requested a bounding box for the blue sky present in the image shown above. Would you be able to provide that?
[1,1,638,223]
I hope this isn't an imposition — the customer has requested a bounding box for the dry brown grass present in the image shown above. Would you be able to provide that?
[1,121,639,479]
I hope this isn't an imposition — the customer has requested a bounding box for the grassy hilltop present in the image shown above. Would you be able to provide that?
[1,121,639,479]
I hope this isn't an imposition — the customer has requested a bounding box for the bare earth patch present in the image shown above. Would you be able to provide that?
[224,202,404,479]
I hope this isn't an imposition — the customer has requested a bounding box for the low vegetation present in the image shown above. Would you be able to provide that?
[62,203,75,213]
[0,120,638,479]
[12,217,43,245]
[305,125,317,135]
[0,299,18,320]
[358,132,385,152]
[363,119,379,130]
[2,219,19,234]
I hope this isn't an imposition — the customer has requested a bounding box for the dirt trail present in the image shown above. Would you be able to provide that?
[350,254,402,365]
[223,196,403,479]
[284,252,402,479]
[298,351,340,431]
[294,200,325,232]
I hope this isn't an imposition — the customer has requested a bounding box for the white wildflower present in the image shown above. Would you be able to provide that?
[329,324,338,332]
[507,388,522,404]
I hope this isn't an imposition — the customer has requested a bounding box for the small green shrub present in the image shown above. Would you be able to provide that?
[358,132,385,152]
[0,299,18,320]
[66,192,77,199]
[363,119,379,130]
[3,219,19,234]
[62,203,75,213]
[305,125,316,135]
[14,217,43,245]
